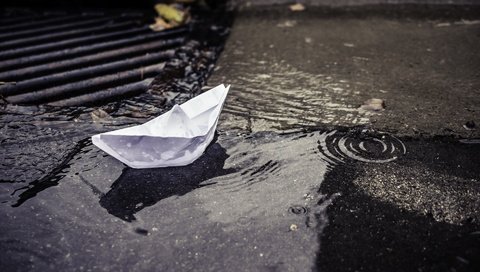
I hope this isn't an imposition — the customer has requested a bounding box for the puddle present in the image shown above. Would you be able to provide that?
[1,125,480,271]
[319,129,406,164]
[212,58,370,133]
[0,128,407,271]
[0,132,342,270]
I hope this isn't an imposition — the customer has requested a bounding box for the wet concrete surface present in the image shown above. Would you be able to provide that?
[206,5,480,271]
[1,129,479,271]
[1,3,480,272]
[210,4,480,138]
[0,131,331,271]
[317,133,480,271]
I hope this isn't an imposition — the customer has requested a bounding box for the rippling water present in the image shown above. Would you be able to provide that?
[0,128,408,270]
[319,129,406,164]
[214,60,371,133]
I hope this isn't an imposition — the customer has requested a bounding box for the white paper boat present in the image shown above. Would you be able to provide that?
[92,84,230,168]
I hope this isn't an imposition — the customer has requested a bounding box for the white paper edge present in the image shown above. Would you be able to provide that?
[91,84,230,168]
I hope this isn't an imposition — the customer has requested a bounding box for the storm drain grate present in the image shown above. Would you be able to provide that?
[0,9,190,106]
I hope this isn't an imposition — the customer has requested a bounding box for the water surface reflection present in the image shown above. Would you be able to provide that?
[0,130,336,271]
[100,142,235,222]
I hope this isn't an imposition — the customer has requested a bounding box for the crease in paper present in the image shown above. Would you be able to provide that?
[92,84,230,168]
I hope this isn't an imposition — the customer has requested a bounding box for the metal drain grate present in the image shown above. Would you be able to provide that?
[0,9,190,106]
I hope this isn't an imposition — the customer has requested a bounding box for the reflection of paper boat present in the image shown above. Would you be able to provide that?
[92,84,230,168]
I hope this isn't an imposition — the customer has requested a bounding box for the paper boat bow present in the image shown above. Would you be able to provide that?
[92,84,230,168]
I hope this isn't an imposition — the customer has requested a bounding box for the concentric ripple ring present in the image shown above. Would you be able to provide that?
[319,130,406,164]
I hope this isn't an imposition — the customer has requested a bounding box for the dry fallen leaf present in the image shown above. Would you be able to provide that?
[154,4,186,24]
[150,4,190,32]
[91,108,111,122]
[289,3,305,12]
[149,17,173,32]
[359,98,385,112]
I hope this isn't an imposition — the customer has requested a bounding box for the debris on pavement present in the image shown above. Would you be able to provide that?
[289,3,305,12]
[149,17,174,31]
[435,22,451,27]
[359,98,385,112]
[150,3,190,32]
[155,3,187,24]
[435,19,480,27]
[277,20,297,28]
[90,108,111,122]
[463,120,476,130]
[289,224,299,231]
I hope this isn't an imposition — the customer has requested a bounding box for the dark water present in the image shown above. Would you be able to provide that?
[0,130,332,271]
[2,124,478,270]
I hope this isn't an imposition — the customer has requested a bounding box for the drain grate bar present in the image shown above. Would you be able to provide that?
[0,14,79,33]
[0,20,141,51]
[0,27,188,72]
[0,26,157,61]
[48,78,155,107]
[0,37,184,81]
[0,15,42,25]
[0,14,114,41]
[0,50,175,96]
[7,64,165,105]
[0,9,195,106]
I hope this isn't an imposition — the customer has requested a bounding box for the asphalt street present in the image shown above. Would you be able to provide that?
[1,3,479,272]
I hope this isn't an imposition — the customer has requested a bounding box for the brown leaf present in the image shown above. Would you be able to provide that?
[149,17,173,32]
[359,98,385,112]
[289,3,305,12]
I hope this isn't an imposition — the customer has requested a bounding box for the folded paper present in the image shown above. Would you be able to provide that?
[92,84,230,168]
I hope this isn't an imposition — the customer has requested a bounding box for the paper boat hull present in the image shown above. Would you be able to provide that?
[91,84,229,168]
[92,123,216,168]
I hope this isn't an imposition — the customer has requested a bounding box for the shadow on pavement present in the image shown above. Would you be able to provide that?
[317,162,480,272]
[99,141,235,222]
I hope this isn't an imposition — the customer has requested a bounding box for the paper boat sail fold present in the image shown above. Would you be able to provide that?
[92,84,230,168]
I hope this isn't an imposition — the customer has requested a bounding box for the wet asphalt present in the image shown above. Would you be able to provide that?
[208,5,480,271]
[1,3,480,272]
